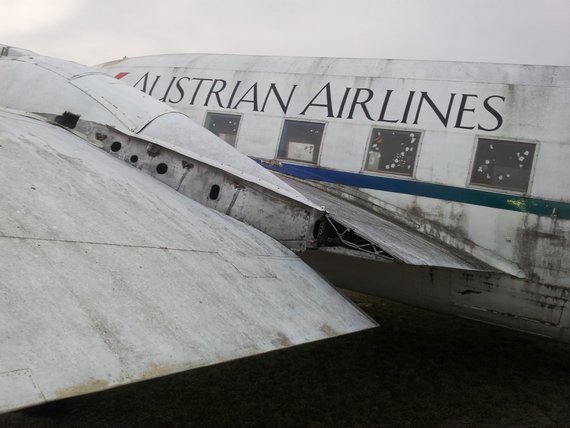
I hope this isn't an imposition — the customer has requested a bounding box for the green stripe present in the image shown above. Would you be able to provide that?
[257,160,570,219]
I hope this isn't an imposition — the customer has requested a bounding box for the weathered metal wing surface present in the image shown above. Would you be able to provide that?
[281,176,493,271]
[0,53,324,252]
[0,110,375,414]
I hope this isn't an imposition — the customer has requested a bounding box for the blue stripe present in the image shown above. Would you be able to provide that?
[256,160,570,219]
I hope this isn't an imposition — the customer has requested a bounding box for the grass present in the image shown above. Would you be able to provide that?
[3,290,570,427]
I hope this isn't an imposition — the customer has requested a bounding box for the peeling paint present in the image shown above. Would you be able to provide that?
[507,198,527,211]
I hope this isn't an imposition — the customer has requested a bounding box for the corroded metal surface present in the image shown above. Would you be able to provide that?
[95,53,570,342]
[0,110,375,414]
[278,176,570,342]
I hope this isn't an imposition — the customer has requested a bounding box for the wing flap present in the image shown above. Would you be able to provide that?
[281,176,494,271]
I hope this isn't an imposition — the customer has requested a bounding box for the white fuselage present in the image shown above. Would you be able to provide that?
[99,54,570,340]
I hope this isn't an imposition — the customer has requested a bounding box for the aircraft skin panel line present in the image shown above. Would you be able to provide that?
[0,109,375,414]
[1,45,569,416]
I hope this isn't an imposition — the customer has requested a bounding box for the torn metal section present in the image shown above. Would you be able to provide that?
[282,176,493,271]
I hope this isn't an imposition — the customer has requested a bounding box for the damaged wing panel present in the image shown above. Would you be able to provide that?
[282,176,494,271]
[67,120,324,251]
[0,110,375,414]
[0,53,324,251]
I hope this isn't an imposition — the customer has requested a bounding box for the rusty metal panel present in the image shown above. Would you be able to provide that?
[0,109,375,414]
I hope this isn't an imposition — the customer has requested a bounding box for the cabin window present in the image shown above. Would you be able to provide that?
[364,128,421,176]
[470,138,536,192]
[204,112,241,146]
[277,120,324,164]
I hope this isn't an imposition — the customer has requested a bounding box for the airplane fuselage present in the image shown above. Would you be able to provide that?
[101,54,570,340]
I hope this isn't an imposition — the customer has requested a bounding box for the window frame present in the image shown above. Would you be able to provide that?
[203,111,243,148]
[360,126,423,179]
[467,135,539,195]
[275,118,326,165]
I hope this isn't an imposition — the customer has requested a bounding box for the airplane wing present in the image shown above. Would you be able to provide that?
[0,109,375,414]
[0,46,377,414]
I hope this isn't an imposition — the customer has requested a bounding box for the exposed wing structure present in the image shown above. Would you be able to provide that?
[0,109,375,414]
[280,176,493,271]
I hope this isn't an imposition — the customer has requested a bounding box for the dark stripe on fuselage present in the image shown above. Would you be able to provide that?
[256,160,569,219]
